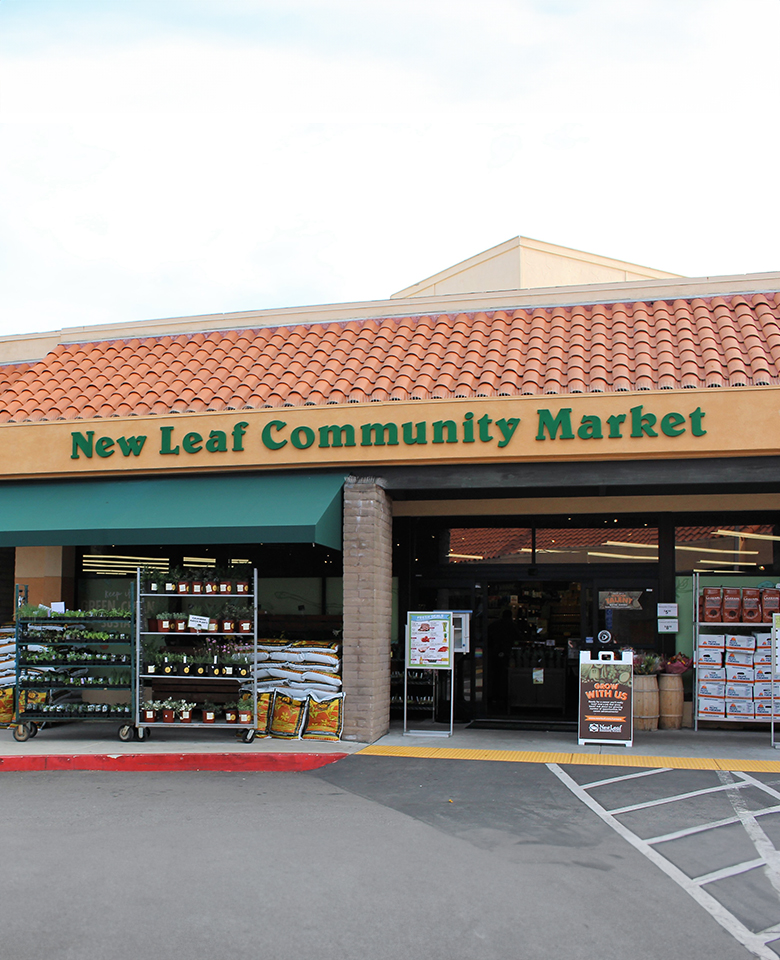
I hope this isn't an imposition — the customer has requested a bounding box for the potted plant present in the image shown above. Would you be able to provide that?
[633,652,662,731]
[224,701,238,723]
[142,700,159,723]
[204,577,220,595]
[235,577,250,595]
[218,574,233,595]
[201,701,218,724]
[157,612,173,633]
[235,606,253,633]
[161,698,177,723]
[172,613,187,633]
[237,696,253,725]
[178,700,196,723]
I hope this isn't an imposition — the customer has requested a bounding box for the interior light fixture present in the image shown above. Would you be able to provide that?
[603,541,658,549]
[714,529,780,542]
[447,553,484,560]
[588,551,658,560]
[674,545,759,555]
[697,559,758,566]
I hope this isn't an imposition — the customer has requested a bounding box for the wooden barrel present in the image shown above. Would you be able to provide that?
[633,674,659,731]
[658,673,684,729]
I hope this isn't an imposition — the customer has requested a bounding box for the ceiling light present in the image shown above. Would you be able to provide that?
[447,553,484,560]
[714,529,780,542]
[675,545,759,555]
[603,541,658,549]
[588,551,658,560]
[697,559,758,566]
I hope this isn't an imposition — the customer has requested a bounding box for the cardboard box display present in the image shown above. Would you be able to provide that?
[754,665,776,683]
[726,700,755,718]
[699,633,726,649]
[726,634,756,653]
[754,682,774,699]
[725,665,755,683]
[724,682,754,700]
[696,666,726,681]
[724,650,753,666]
[753,649,772,665]
[754,700,777,716]
[697,697,726,717]
[755,633,772,649]
[697,650,723,667]
[697,681,726,698]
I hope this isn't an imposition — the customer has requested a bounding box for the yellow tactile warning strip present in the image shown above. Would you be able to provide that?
[357,744,780,773]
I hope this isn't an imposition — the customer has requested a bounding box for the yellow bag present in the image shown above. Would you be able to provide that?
[302,694,344,741]
[269,693,307,739]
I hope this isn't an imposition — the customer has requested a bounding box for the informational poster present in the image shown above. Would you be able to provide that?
[599,591,643,610]
[578,650,633,746]
[406,612,453,669]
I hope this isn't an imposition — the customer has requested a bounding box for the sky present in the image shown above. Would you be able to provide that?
[1,0,779,337]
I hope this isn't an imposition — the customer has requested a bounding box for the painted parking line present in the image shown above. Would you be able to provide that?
[358,743,780,773]
[548,762,780,960]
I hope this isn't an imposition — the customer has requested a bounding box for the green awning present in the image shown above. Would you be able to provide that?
[0,472,345,549]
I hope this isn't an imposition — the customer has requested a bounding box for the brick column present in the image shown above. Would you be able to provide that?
[341,478,392,742]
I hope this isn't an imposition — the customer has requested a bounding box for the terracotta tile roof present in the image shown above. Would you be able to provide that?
[0,292,779,422]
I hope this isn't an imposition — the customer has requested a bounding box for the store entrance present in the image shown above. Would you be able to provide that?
[428,576,659,726]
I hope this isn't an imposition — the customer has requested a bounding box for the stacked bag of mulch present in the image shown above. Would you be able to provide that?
[0,628,17,725]
[247,640,344,741]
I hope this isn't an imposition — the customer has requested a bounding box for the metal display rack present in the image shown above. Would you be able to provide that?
[14,610,135,742]
[135,568,258,742]
[693,571,775,734]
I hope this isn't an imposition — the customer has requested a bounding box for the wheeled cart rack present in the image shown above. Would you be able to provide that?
[14,607,135,743]
[134,567,258,742]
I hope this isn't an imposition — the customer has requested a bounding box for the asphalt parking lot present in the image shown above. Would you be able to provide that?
[3,754,776,960]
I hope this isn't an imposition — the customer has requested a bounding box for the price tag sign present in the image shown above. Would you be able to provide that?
[187,614,210,632]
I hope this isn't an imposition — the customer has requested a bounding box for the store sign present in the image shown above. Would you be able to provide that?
[7,386,780,481]
[406,612,453,670]
[578,650,633,746]
[599,591,643,610]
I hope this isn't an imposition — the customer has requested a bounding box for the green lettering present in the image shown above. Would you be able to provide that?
[116,435,147,457]
[630,405,658,438]
[536,408,574,440]
[433,420,457,444]
[95,436,114,458]
[261,420,287,450]
[401,422,427,445]
[496,417,520,448]
[291,426,315,449]
[160,426,179,455]
[661,412,686,437]
[232,421,248,452]
[318,425,356,448]
[607,414,626,438]
[71,431,94,460]
[462,412,475,443]
[690,407,707,437]
[205,430,227,452]
[182,431,203,454]
[578,415,603,440]
[478,415,493,442]
[360,423,399,446]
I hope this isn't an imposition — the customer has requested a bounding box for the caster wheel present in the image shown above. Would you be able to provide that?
[28,723,38,738]
[135,726,150,741]
[118,723,134,742]
[13,723,32,742]
[242,729,256,743]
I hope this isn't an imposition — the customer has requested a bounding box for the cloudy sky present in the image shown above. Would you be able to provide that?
[1,0,779,337]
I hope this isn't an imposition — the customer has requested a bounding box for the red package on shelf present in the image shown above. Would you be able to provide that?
[722,588,742,623]
[762,588,780,623]
[703,587,722,622]
[742,588,761,622]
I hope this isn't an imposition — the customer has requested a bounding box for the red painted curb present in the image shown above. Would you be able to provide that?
[0,752,348,772]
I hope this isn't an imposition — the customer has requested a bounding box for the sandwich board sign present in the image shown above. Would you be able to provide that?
[578,649,633,746]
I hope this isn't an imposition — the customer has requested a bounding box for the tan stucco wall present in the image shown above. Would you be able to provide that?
[15,546,75,608]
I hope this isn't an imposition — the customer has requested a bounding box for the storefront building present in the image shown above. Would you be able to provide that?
[1,253,779,741]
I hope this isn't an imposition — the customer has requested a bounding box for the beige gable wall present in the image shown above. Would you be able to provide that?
[391,236,681,298]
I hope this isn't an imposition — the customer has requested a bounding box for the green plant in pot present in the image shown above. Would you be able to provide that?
[237,696,253,724]
[201,700,218,723]
[178,700,196,723]
[224,701,238,723]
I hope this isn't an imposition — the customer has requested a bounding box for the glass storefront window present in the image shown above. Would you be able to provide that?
[535,529,658,564]
[675,525,775,573]
[446,528,532,564]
